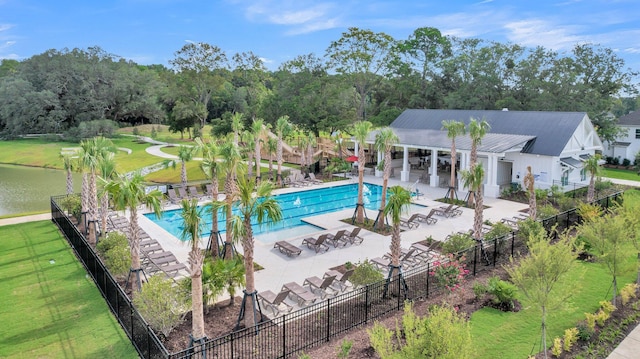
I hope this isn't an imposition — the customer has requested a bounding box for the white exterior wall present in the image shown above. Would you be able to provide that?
[603,126,640,164]
[505,153,555,189]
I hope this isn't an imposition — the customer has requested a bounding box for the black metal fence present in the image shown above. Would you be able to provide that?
[51,195,170,359]
[50,191,624,359]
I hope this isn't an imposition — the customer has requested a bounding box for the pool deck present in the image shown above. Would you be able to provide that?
[136,171,529,307]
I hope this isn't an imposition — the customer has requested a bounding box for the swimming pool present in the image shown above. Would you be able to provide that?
[144,183,421,242]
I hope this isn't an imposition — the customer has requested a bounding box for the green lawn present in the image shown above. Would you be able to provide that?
[0,137,164,173]
[471,189,640,359]
[602,167,640,181]
[0,221,138,359]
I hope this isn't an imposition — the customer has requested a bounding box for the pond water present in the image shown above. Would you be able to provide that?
[0,164,82,216]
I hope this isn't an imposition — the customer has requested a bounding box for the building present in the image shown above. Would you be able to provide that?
[602,111,640,165]
[368,109,603,198]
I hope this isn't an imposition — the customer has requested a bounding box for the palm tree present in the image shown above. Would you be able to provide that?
[229,176,282,328]
[266,137,277,180]
[374,127,399,230]
[467,118,490,206]
[252,118,266,183]
[79,137,114,245]
[585,154,602,202]
[104,172,163,292]
[242,130,256,179]
[298,133,309,173]
[97,152,117,238]
[523,166,537,220]
[231,112,244,145]
[177,145,197,188]
[460,164,485,241]
[195,138,221,257]
[305,133,317,175]
[353,121,373,224]
[180,198,207,343]
[275,115,292,187]
[60,153,76,195]
[219,138,245,259]
[442,120,466,202]
[384,186,412,279]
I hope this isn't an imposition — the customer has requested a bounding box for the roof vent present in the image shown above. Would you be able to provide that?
[502,108,509,111]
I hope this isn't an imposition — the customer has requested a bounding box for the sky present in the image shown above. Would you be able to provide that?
[2,0,640,73]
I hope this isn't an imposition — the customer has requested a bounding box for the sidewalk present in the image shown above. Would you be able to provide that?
[0,213,51,227]
[607,323,640,359]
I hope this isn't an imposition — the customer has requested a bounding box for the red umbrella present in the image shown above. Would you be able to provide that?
[345,155,358,162]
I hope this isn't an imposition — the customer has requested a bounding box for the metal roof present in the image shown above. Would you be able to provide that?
[390,109,589,156]
[618,111,640,126]
[368,128,535,154]
[560,157,583,169]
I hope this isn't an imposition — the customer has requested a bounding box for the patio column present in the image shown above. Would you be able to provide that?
[401,146,410,182]
[429,149,439,187]
[458,151,468,191]
[484,154,500,198]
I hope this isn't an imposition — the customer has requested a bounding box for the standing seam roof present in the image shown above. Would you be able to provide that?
[390,109,588,156]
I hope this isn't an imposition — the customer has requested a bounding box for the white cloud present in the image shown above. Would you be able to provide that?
[239,1,341,34]
[504,19,584,50]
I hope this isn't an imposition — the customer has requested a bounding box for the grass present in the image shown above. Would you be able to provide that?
[0,137,163,173]
[0,221,138,358]
[117,124,215,143]
[470,189,640,359]
[602,167,640,181]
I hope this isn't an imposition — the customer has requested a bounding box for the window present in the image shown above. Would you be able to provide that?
[636,129,640,139]
[580,168,586,181]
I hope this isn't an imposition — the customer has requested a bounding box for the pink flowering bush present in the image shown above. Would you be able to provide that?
[430,254,470,292]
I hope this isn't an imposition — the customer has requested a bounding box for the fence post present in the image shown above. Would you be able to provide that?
[493,237,497,267]
[326,299,331,342]
[426,262,430,298]
[282,316,286,359]
[511,232,515,257]
[365,285,369,324]
[473,245,478,276]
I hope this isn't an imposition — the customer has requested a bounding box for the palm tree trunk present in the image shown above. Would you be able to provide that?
[277,141,283,187]
[255,140,261,182]
[181,161,188,188]
[588,175,595,202]
[66,169,73,195]
[247,152,254,179]
[224,178,235,259]
[450,142,457,202]
[376,152,392,231]
[100,192,109,237]
[243,221,257,328]
[190,248,205,339]
[88,170,98,245]
[356,147,365,223]
[210,178,220,257]
[128,206,142,293]
[390,224,401,278]
[81,173,89,228]
[474,185,484,241]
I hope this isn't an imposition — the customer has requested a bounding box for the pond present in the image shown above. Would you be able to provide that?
[0,164,81,216]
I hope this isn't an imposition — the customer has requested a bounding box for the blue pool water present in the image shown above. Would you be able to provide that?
[145,183,394,241]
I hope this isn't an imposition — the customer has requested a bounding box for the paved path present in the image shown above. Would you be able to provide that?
[0,213,51,227]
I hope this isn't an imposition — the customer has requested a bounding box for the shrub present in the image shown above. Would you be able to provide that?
[556,196,576,212]
[368,303,473,359]
[79,119,119,138]
[551,337,562,357]
[60,194,82,220]
[621,283,638,306]
[563,327,579,351]
[576,202,602,223]
[538,204,560,219]
[612,157,620,165]
[517,218,545,243]
[472,281,488,300]
[576,322,594,341]
[595,309,609,326]
[487,276,518,310]
[442,232,475,255]
[132,126,140,136]
[150,126,158,139]
[350,259,384,287]
[337,339,353,358]
[96,231,131,277]
[622,158,631,167]
[133,275,188,337]
[584,312,597,330]
[599,300,616,317]
[534,188,549,203]
[548,185,564,202]
[594,179,613,191]
[430,254,469,293]
[484,222,513,241]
